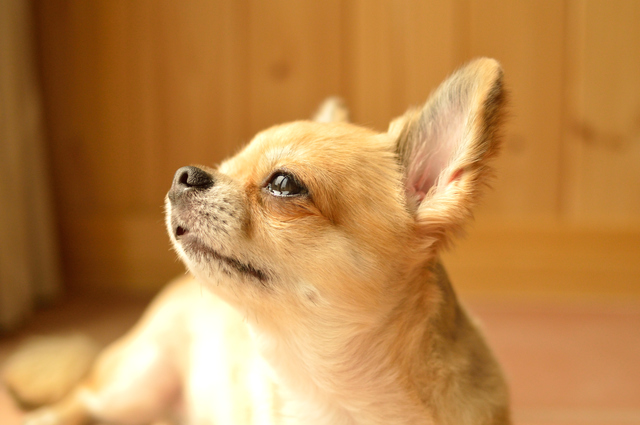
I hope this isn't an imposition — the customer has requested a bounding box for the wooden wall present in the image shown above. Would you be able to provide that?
[33,0,640,298]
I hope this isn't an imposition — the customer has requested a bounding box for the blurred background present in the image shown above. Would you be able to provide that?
[1,0,639,424]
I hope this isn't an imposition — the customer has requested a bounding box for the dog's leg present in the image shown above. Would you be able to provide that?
[22,339,180,425]
[22,277,195,425]
[21,392,88,425]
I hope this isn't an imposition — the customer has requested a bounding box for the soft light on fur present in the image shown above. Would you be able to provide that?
[9,58,510,425]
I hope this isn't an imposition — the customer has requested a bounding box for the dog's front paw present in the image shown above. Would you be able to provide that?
[23,408,73,425]
[23,408,57,425]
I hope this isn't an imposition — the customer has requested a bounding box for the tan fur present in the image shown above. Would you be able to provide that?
[9,58,510,425]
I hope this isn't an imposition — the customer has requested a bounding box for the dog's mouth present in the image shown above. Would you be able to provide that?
[174,224,269,285]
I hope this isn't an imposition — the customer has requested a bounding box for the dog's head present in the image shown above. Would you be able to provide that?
[165,58,504,328]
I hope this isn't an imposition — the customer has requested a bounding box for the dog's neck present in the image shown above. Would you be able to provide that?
[247,260,455,425]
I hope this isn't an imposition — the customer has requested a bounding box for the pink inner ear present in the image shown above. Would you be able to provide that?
[405,107,465,201]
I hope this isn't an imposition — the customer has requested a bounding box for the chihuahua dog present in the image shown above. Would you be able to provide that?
[11,58,509,425]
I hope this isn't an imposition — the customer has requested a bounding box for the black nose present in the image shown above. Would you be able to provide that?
[168,166,214,204]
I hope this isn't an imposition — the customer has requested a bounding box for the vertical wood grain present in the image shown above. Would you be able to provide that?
[343,0,460,131]
[36,0,251,292]
[1,0,35,327]
[32,0,640,296]
[154,0,250,177]
[247,0,343,133]
[1,0,61,328]
[466,0,566,222]
[563,0,640,225]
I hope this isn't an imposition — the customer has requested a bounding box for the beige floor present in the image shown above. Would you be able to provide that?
[1,293,639,425]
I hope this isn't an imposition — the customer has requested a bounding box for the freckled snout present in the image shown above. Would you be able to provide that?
[168,166,214,205]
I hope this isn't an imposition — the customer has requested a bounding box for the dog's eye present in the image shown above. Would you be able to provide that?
[266,172,306,197]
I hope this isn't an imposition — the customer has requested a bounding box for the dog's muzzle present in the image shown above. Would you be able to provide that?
[168,166,214,205]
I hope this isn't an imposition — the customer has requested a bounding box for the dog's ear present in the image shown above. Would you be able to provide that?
[391,58,505,250]
[313,97,350,123]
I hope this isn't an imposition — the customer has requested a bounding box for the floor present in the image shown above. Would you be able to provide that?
[1,293,639,425]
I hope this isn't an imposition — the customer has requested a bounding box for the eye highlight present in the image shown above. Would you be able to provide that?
[265,172,307,197]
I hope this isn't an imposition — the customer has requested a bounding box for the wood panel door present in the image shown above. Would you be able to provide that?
[35,0,640,298]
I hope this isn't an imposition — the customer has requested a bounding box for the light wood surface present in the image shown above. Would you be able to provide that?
[563,0,640,224]
[33,0,640,297]
[443,223,640,301]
